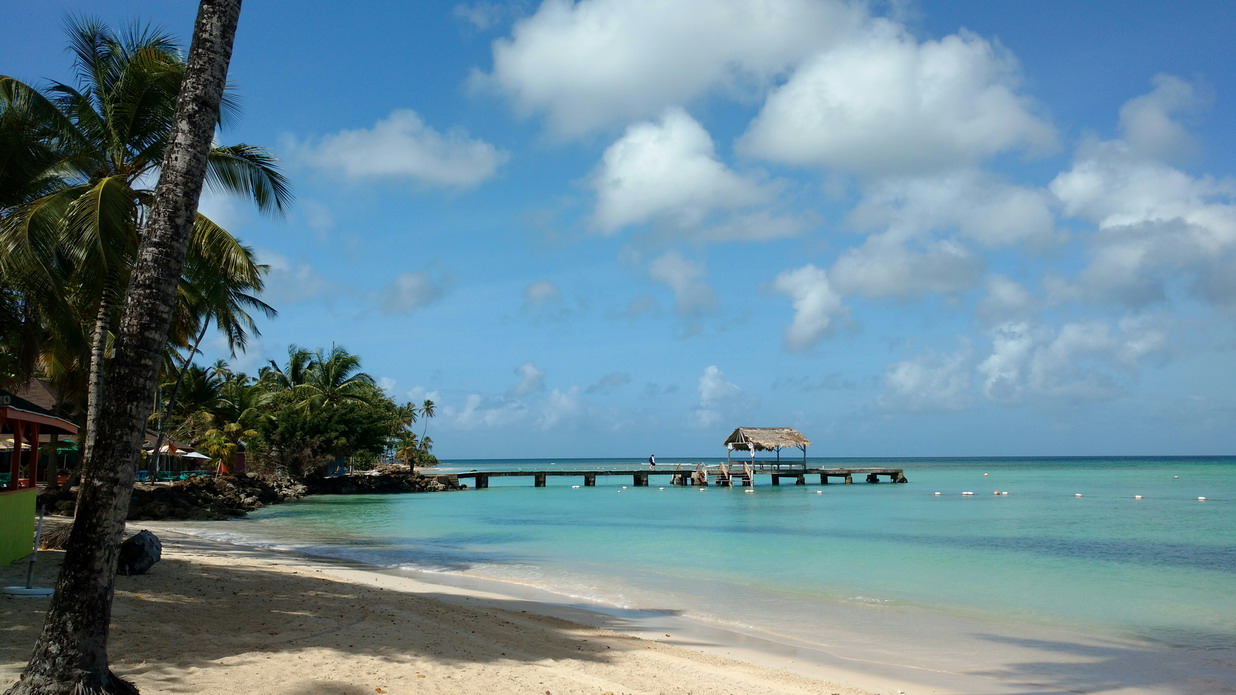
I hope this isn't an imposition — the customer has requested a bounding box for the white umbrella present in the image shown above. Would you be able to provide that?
[182,451,210,460]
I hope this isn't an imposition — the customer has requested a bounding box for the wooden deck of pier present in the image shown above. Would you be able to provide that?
[431,464,907,489]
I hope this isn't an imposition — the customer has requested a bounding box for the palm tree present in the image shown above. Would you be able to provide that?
[8,3,247,692]
[0,17,288,462]
[294,344,376,413]
[420,398,436,439]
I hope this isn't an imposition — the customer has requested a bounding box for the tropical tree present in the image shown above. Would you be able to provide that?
[420,398,435,439]
[294,344,376,413]
[6,2,245,692]
[0,16,288,461]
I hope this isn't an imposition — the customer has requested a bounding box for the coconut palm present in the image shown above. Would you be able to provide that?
[420,398,435,439]
[293,344,376,413]
[0,17,288,459]
[8,3,246,692]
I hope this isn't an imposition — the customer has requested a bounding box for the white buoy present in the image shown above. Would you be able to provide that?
[962,491,974,496]
[993,490,1000,495]
[1134,495,1143,500]
[934,491,942,496]
[571,485,580,489]
[1075,493,1083,497]
[658,487,665,491]
[744,489,755,494]
[1198,496,1207,501]
[816,490,824,495]
[1001,491,1009,495]
[983,473,989,477]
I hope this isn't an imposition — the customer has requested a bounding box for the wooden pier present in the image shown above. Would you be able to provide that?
[431,464,907,489]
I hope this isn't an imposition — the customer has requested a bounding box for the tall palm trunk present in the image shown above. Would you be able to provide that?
[5,2,243,693]
[152,315,211,475]
[73,271,118,500]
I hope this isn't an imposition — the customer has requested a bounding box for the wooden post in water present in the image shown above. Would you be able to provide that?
[795,474,805,485]
[475,474,488,489]
[820,473,829,484]
[634,472,649,487]
[844,473,853,484]
[535,472,547,487]
[584,473,596,487]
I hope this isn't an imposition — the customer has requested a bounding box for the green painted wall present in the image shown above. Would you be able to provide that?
[0,488,36,565]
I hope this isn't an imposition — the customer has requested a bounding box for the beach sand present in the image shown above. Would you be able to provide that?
[1,526,877,695]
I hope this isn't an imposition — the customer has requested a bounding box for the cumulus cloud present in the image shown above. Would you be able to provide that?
[451,393,529,429]
[648,250,716,319]
[693,365,741,429]
[878,346,974,413]
[1118,74,1211,163]
[454,2,521,31]
[538,387,582,429]
[509,361,546,398]
[1049,139,1236,307]
[289,109,508,187]
[976,275,1039,326]
[739,22,1055,175]
[829,236,984,298]
[477,0,864,137]
[771,264,847,352]
[848,170,1058,248]
[255,249,334,304]
[590,108,775,235]
[977,319,1167,404]
[378,271,448,315]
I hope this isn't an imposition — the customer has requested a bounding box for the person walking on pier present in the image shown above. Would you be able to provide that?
[648,454,656,468]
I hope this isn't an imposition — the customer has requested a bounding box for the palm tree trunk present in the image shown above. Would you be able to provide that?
[5,3,243,693]
[152,315,211,476]
[82,271,119,467]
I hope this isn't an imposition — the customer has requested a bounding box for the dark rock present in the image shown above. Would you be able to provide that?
[117,530,162,575]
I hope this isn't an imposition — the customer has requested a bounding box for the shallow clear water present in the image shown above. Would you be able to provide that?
[177,456,1236,671]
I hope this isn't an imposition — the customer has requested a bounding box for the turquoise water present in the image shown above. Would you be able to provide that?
[173,456,1236,686]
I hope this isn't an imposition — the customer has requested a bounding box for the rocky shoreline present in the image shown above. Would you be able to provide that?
[36,471,465,522]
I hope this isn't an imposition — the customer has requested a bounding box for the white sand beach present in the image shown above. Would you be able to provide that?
[2,526,879,695]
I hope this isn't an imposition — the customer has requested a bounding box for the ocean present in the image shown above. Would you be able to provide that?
[159,456,1236,693]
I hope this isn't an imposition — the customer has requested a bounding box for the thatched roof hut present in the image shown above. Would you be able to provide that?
[723,427,811,467]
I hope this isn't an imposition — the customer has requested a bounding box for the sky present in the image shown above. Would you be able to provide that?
[3,1,1235,459]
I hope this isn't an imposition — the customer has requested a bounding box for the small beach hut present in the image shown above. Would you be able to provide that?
[723,427,811,469]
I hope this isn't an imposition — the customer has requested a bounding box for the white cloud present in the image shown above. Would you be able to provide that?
[509,361,546,398]
[771,264,846,352]
[478,0,864,137]
[739,22,1055,175]
[591,108,774,234]
[848,170,1058,248]
[255,249,334,304]
[698,364,741,404]
[1118,74,1210,163]
[538,387,582,429]
[829,236,984,298]
[378,271,448,315]
[693,364,741,429]
[404,386,442,405]
[976,275,1039,326]
[1049,139,1236,307]
[977,319,1167,404]
[450,393,529,429]
[289,109,508,187]
[878,345,974,413]
[523,280,561,307]
[648,250,716,318]
[454,2,520,31]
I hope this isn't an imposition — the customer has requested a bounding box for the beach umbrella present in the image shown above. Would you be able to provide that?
[182,451,210,460]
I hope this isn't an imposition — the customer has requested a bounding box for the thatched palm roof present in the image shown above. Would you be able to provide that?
[723,427,811,452]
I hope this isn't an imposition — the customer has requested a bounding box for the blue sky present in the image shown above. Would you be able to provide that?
[4,1,1235,458]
